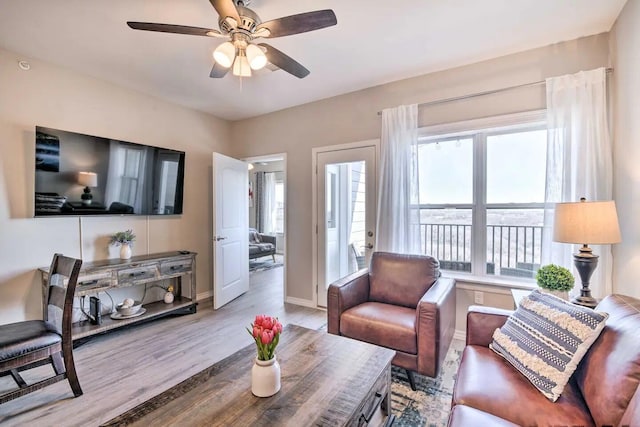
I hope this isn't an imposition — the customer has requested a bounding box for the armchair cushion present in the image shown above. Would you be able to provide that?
[369,252,440,308]
[490,290,608,402]
[340,302,417,354]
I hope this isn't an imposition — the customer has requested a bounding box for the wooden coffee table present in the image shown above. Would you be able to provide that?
[103,324,395,426]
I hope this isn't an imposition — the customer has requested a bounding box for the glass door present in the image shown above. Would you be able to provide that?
[316,145,376,307]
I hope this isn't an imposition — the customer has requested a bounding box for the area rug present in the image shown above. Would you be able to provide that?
[249,260,283,272]
[390,338,464,426]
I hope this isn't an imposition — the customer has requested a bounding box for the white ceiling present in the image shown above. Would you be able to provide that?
[0,0,627,121]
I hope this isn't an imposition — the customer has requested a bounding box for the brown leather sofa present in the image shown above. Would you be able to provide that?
[328,252,456,390]
[448,294,640,426]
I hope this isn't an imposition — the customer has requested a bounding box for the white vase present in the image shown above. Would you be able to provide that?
[163,291,174,304]
[251,355,281,397]
[120,243,132,260]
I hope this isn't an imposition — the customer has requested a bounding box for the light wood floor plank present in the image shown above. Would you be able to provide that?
[0,266,326,426]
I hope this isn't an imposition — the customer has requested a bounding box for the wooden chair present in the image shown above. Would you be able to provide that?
[0,254,83,404]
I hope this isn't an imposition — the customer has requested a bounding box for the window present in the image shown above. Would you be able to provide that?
[418,113,547,279]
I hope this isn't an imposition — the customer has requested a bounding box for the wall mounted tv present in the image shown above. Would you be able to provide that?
[34,126,185,217]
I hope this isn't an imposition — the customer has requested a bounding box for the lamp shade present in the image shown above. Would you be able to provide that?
[553,199,621,244]
[232,50,251,77]
[213,42,235,68]
[246,44,267,70]
[77,172,98,187]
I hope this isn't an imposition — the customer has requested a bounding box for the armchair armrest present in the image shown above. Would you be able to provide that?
[416,277,456,377]
[259,234,276,245]
[327,269,370,335]
[466,306,513,347]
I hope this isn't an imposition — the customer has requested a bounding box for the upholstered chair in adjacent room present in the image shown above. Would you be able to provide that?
[0,253,83,404]
[328,251,456,390]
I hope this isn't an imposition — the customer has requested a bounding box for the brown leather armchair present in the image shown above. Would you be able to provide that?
[328,252,456,390]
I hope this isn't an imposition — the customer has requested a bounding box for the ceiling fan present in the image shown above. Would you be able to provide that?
[127,0,337,79]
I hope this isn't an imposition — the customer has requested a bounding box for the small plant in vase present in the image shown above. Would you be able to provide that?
[536,264,575,300]
[247,315,283,397]
[110,229,136,260]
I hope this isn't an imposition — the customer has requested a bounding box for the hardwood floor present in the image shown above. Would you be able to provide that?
[0,266,326,426]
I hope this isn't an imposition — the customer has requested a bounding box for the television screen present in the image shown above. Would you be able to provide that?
[34,126,185,217]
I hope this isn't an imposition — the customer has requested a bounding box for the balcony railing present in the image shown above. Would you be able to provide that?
[420,223,543,278]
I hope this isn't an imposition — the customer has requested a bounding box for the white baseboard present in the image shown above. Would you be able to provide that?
[453,329,466,341]
[285,296,317,309]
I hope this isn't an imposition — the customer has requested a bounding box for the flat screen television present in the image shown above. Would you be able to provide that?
[34,126,185,217]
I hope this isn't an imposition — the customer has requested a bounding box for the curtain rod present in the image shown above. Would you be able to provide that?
[377,67,613,115]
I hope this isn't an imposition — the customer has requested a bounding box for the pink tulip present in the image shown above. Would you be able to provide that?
[274,321,283,334]
[252,326,261,338]
[262,316,274,330]
[255,315,265,327]
[261,329,274,345]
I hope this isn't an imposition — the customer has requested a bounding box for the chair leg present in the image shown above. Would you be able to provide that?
[51,352,66,375]
[10,369,27,388]
[406,369,417,391]
[272,254,276,262]
[62,348,83,397]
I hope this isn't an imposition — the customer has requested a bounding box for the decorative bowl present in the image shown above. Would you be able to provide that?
[116,300,142,316]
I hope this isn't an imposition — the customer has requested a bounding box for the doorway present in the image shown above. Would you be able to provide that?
[244,154,287,299]
[313,142,377,307]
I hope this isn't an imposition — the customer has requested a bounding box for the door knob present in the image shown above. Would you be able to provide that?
[214,236,227,241]
[366,243,373,249]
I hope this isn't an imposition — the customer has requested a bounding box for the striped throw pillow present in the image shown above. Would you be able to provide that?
[490,289,608,401]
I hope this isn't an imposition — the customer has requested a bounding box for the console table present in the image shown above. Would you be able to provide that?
[39,251,197,340]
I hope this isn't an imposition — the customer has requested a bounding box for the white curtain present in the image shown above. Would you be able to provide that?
[263,172,277,234]
[542,67,613,298]
[376,104,421,254]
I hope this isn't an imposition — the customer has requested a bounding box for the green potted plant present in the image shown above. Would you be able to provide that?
[110,229,136,260]
[536,264,575,300]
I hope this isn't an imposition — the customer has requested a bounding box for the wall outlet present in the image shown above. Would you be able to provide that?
[474,291,484,305]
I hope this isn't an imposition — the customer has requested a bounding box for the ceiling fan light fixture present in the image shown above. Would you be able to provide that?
[232,49,252,77]
[213,41,236,68]
[246,44,267,70]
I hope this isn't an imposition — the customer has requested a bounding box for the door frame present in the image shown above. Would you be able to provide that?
[311,140,379,308]
[242,152,287,302]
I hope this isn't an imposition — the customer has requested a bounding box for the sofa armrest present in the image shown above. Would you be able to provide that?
[259,234,276,245]
[466,306,513,347]
[416,277,456,377]
[327,269,370,335]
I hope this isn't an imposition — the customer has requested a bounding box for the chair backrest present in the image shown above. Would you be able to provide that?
[368,252,440,308]
[574,294,640,426]
[46,254,82,342]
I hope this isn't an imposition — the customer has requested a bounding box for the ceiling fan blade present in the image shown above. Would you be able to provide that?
[210,63,230,78]
[210,0,241,26]
[258,43,310,79]
[256,10,337,38]
[127,22,222,37]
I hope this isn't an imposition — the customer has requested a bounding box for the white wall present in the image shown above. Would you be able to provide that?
[0,47,231,324]
[230,34,611,326]
[610,0,640,299]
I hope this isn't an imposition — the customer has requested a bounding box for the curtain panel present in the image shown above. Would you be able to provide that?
[542,67,614,298]
[376,104,421,254]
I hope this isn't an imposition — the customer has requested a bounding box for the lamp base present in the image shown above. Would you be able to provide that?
[81,186,93,206]
[571,295,598,308]
[572,247,599,309]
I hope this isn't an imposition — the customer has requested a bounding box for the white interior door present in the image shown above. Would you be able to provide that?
[212,152,249,309]
[316,145,376,307]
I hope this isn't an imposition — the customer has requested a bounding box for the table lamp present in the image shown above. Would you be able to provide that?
[77,172,98,206]
[553,198,621,308]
